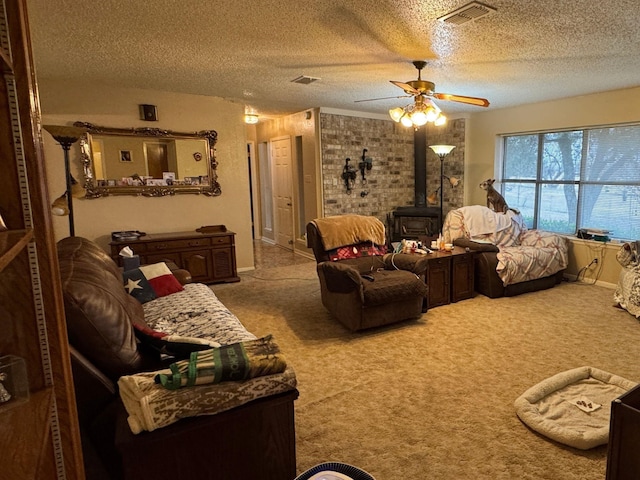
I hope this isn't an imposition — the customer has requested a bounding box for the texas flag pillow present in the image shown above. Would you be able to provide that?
[123,262,184,304]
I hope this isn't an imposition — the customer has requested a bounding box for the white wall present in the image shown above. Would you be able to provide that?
[466,85,640,285]
[39,80,256,270]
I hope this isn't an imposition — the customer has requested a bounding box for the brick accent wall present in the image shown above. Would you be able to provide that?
[319,113,465,223]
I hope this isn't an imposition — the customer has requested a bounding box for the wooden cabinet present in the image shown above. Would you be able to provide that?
[0,1,84,478]
[425,255,450,308]
[606,384,640,479]
[451,251,475,303]
[423,247,475,308]
[110,229,240,284]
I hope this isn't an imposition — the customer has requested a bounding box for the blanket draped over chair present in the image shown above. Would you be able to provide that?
[311,214,385,250]
[443,206,568,287]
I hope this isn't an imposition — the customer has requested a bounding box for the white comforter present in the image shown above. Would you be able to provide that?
[444,206,569,286]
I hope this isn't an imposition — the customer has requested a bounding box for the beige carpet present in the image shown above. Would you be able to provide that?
[212,261,640,480]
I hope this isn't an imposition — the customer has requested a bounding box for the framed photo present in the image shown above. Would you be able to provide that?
[119,150,132,163]
[183,176,201,185]
[162,172,176,186]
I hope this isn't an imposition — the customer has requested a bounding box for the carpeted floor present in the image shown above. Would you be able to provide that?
[212,245,640,480]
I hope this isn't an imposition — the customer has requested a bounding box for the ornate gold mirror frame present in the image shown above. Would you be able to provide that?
[75,121,221,197]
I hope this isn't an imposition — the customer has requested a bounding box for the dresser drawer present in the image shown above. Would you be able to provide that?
[210,235,232,246]
[147,238,211,251]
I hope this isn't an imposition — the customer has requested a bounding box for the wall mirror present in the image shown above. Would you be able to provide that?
[74,121,221,197]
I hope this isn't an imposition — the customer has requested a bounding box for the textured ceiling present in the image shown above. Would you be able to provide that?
[25,0,640,119]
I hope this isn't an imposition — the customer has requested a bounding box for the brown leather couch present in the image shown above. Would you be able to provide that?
[306,218,428,331]
[57,236,298,480]
[452,237,564,298]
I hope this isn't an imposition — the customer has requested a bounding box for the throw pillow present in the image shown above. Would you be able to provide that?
[133,323,220,358]
[328,242,387,262]
[123,262,184,304]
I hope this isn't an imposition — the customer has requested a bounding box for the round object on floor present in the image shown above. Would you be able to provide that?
[515,366,637,450]
[295,462,375,480]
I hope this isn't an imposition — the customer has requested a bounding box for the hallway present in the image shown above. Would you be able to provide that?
[252,240,313,271]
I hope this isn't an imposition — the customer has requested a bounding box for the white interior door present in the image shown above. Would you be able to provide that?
[271,136,294,250]
[259,142,274,241]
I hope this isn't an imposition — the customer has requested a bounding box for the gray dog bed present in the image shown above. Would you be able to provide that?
[514,366,637,450]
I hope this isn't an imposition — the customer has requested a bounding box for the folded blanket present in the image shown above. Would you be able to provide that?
[312,214,385,250]
[155,335,287,390]
[118,366,297,433]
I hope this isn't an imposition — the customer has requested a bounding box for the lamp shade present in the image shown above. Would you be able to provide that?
[429,145,456,156]
[388,107,404,122]
[43,124,86,145]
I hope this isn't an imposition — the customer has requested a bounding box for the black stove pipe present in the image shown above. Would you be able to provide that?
[414,126,427,208]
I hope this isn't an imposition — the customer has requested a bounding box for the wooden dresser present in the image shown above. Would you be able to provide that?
[110,228,240,284]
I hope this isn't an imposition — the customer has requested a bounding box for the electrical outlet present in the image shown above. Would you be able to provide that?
[593,258,598,264]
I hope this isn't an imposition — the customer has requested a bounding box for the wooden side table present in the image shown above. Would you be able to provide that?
[423,246,475,308]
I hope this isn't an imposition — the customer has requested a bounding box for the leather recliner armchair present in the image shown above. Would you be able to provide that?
[306,215,428,331]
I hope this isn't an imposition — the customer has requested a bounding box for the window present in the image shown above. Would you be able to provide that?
[500,124,640,240]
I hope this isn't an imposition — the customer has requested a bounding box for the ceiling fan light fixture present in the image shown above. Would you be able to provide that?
[400,115,414,128]
[410,110,429,126]
[434,114,447,126]
[389,107,404,122]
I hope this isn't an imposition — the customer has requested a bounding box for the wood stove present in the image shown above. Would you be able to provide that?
[389,127,441,242]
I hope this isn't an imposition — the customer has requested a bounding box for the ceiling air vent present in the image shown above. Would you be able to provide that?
[438,1,496,25]
[291,75,320,85]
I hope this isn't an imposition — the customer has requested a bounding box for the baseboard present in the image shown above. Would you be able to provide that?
[563,274,616,289]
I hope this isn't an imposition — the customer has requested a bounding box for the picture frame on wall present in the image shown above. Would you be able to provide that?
[119,150,132,162]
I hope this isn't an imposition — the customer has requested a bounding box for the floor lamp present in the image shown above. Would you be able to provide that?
[428,145,456,229]
[43,125,87,236]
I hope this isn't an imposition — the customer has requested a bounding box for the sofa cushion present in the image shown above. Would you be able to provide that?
[123,262,184,304]
[362,270,427,307]
[57,237,161,381]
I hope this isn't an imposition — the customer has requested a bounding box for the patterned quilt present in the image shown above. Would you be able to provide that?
[118,283,297,433]
[444,206,568,286]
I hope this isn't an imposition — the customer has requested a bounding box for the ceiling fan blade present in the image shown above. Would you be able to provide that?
[433,93,490,107]
[355,94,412,103]
[390,80,421,95]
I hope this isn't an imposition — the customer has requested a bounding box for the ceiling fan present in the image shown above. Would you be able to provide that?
[357,60,490,127]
